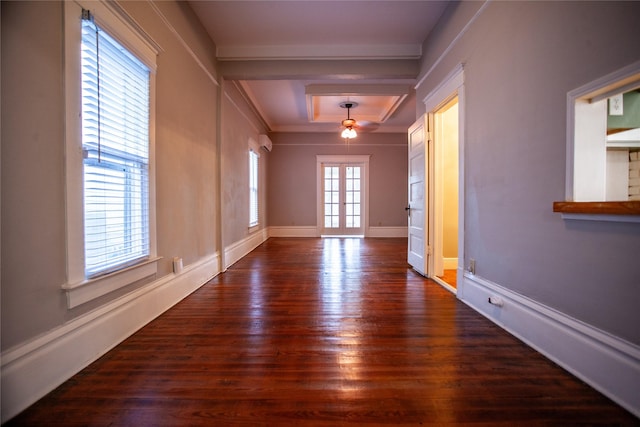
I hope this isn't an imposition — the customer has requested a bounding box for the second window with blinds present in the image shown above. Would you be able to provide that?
[249,149,259,227]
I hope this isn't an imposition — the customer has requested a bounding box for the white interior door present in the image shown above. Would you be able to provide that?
[321,163,365,236]
[407,115,429,275]
[422,64,465,293]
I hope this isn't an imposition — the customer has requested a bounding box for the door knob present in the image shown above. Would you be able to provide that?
[405,206,411,211]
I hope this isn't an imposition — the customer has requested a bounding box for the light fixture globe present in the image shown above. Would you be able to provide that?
[341,127,357,139]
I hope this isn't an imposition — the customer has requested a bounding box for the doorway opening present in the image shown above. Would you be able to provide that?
[316,155,370,237]
[434,97,459,291]
[407,64,465,295]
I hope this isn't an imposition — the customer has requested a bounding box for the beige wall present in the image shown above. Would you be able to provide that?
[268,133,407,229]
[2,1,68,348]
[149,2,220,275]
[0,1,264,350]
[221,82,269,247]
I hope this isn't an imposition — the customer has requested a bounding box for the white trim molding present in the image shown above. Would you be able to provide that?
[316,155,371,237]
[458,273,640,418]
[147,1,218,86]
[560,213,640,223]
[224,229,269,269]
[420,64,466,289]
[367,226,407,238]
[1,254,220,423]
[268,226,319,238]
[62,257,161,308]
[415,1,489,90]
[268,226,407,238]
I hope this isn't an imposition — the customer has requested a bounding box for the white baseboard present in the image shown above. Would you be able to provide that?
[224,229,269,269]
[268,226,318,237]
[1,253,220,423]
[367,226,408,238]
[267,226,408,238]
[458,273,640,418]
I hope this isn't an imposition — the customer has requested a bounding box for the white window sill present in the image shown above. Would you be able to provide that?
[62,257,161,309]
[559,213,640,223]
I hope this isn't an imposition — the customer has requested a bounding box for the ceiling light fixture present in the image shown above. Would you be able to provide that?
[340,101,358,139]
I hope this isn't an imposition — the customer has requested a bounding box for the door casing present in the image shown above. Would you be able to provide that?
[316,155,370,237]
[409,64,465,293]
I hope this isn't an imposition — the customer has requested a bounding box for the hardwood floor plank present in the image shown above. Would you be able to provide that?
[7,238,638,426]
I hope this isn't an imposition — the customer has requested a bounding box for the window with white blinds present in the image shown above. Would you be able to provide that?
[249,150,259,227]
[81,14,150,277]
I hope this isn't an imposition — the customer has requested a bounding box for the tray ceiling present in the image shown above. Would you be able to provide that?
[188,1,451,134]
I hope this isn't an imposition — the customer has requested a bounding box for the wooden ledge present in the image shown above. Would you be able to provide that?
[553,201,640,215]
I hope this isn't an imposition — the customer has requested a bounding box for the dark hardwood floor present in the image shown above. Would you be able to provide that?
[437,269,457,289]
[7,238,637,426]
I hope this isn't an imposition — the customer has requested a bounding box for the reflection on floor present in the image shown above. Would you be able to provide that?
[8,238,636,425]
[437,269,457,288]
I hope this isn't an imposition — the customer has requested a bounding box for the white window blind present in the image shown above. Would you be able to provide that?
[81,13,150,277]
[249,150,259,226]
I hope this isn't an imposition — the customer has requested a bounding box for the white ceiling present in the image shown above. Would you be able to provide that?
[188,1,451,134]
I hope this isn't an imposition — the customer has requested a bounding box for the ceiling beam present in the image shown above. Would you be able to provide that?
[216,44,422,61]
[218,59,419,81]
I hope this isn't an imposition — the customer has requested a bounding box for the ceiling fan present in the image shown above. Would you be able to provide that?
[339,101,380,138]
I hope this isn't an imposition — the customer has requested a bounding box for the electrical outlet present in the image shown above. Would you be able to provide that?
[469,259,476,275]
[488,296,504,307]
[609,94,623,116]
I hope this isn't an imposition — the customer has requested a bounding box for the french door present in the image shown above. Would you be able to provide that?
[317,156,369,236]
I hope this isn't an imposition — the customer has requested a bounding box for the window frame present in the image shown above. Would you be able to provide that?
[249,148,260,228]
[557,60,640,222]
[63,0,160,308]
[81,16,151,277]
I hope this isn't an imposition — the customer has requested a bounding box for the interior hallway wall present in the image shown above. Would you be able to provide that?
[221,83,269,249]
[417,0,640,346]
[0,0,225,352]
[267,133,407,230]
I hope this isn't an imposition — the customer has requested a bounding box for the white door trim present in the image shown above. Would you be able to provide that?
[423,64,466,291]
[316,155,370,237]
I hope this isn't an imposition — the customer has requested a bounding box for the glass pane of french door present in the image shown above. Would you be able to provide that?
[345,166,361,228]
[322,164,363,235]
[324,166,340,228]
